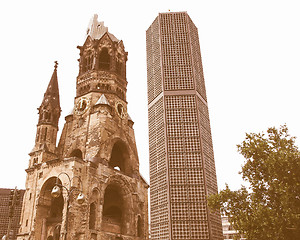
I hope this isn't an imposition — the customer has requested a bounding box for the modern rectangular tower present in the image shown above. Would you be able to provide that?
[146,12,223,240]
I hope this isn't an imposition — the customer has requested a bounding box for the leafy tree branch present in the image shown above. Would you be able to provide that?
[208,125,300,240]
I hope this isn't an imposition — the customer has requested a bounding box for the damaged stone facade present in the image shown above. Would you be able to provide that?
[17,15,149,240]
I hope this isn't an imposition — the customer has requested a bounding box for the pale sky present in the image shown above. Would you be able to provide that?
[1,0,300,191]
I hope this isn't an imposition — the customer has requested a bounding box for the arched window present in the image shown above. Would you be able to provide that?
[82,53,93,73]
[89,202,96,229]
[99,48,110,70]
[70,149,83,159]
[109,141,132,176]
[86,55,93,71]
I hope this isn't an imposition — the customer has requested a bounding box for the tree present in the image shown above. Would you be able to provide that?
[208,125,300,240]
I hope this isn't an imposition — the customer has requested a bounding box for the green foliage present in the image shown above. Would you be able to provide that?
[208,125,300,240]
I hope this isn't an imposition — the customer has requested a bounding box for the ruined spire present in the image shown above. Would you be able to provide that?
[86,14,119,42]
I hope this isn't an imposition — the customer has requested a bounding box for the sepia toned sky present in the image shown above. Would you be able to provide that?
[0,0,300,191]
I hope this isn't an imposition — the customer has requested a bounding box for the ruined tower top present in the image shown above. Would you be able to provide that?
[76,14,128,100]
[86,14,119,42]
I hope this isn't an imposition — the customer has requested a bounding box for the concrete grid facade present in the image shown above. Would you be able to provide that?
[0,189,25,239]
[146,12,223,240]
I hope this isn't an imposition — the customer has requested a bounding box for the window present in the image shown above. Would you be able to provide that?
[109,141,132,175]
[70,149,83,159]
[99,48,110,70]
[82,54,93,72]
[89,202,96,229]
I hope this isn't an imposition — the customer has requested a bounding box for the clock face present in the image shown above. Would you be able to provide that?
[74,97,90,115]
[115,102,126,119]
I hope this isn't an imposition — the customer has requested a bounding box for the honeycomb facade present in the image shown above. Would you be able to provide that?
[146,12,223,240]
[0,188,25,239]
[17,15,149,240]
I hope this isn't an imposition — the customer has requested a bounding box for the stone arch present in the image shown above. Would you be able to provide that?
[90,187,100,202]
[89,187,100,230]
[108,140,133,176]
[35,177,63,239]
[105,174,134,196]
[101,175,134,235]
[70,149,83,159]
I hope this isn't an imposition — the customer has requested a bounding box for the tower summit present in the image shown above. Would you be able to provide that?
[76,14,127,101]
[146,12,223,240]
[18,15,149,240]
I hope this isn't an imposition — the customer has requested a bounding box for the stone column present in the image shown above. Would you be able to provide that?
[41,218,47,240]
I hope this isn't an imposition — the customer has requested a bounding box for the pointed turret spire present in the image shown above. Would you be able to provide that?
[43,61,60,106]
[32,62,61,155]
[38,61,61,128]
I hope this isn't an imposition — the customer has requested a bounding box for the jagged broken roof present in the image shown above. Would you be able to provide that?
[86,14,119,42]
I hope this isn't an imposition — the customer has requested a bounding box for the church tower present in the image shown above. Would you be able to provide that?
[31,61,61,165]
[18,15,149,240]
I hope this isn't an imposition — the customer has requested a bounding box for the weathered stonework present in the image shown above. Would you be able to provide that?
[17,15,149,240]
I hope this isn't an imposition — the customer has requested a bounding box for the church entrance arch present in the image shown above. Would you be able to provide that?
[36,177,63,240]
